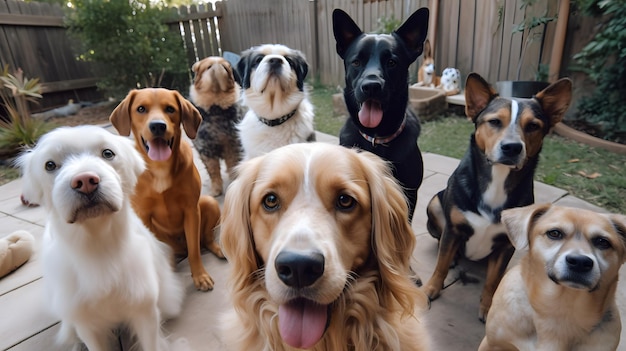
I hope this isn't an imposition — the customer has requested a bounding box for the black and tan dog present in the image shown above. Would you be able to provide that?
[190,56,245,197]
[480,204,626,350]
[422,73,572,320]
[333,8,429,222]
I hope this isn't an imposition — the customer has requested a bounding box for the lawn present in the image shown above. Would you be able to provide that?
[309,85,626,214]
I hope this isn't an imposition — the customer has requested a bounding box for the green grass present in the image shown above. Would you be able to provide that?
[309,85,626,214]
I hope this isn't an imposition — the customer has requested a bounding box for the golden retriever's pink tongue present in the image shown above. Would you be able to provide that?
[358,100,383,128]
[147,139,171,161]
[278,299,327,349]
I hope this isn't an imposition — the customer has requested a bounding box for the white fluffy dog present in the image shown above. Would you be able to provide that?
[235,44,316,161]
[17,126,184,350]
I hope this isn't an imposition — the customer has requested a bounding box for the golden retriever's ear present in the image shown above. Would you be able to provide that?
[175,90,202,139]
[221,156,264,293]
[109,90,137,136]
[501,203,552,250]
[358,151,425,315]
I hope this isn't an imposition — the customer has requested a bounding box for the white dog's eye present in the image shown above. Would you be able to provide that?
[336,194,356,211]
[546,229,564,240]
[44,160,58,172]
[592,236,612,250]
[102,149,115,160]
[262,193,280,212]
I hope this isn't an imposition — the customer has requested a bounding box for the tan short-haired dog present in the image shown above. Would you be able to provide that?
[110,88,223,291]
[479,204,626,350]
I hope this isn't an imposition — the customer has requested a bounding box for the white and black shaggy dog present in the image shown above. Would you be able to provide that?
[235,44,316,161]
[17,126,184,351]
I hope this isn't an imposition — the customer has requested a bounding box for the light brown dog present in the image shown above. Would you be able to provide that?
[110,88,223,291]
[479,204,626,350]
[220,142,431,351]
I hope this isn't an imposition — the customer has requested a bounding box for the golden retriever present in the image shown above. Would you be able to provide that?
[110,88,222,291]
[480,204,626,350]
[17,126,184,350]
[219,142,431,350]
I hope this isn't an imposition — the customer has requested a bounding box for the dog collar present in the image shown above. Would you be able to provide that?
[257,109,297,127]
[359,115,407,146]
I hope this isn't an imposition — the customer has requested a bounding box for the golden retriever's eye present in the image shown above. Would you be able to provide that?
[546,229,564,240]
[592,236,612,250]
[102,149,115,159]
[165,106,175,114]
[262,193,280,211]
[137,106,146,113]
[44,160,58,172]
[336,194,356,211]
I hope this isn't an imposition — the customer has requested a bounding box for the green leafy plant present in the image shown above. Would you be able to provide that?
[375,16,402,34]
[511,0,556,80]
[0,65,54,155]
[571,0,626,143]
[66,0,189,98]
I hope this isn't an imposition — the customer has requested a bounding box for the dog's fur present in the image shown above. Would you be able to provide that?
[190,56,245,196]
[333,8,429,222]
[219,143,431,351]
[416,39,440,88]
[422,73,573,320]
[17,126,184,350]
[479,204,626,350]
[235,44,316,161]
[110,88,223,291]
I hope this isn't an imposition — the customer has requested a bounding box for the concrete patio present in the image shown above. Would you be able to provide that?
[0,126,622,351]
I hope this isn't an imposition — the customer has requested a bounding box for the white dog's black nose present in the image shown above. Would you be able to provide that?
[566,254,594,273]
[71,172,100,194]
[275,251,325,288]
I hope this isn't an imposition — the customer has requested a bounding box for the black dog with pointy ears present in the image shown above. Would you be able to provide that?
[333,8,429,222]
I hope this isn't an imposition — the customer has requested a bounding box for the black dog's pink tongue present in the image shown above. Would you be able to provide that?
[147,139,172,161]
[358,100,383,128]
[278,299,327,349]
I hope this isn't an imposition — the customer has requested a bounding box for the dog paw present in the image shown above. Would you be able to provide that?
[193,273,215,291]
[207,243,225,259]
[20,194,39,207]
[421,283,441,301]
[209,188,223,197]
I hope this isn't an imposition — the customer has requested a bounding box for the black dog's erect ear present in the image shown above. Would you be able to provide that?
[393,7,429,62]
[332,9,364,59]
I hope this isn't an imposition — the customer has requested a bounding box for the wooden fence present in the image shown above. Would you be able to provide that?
[0,0,101,109]
[0,0,602,110]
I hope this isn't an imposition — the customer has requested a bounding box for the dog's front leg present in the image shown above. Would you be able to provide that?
[131,305,167,351]
[479,243,515,322]
[184,204,214,291]
[422,225,464,301]
[74,324,113,351]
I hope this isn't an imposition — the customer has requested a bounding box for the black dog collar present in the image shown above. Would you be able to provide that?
[257,109,297,127]
[359,115,407,147]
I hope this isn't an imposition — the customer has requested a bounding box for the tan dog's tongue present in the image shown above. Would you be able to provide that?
[358,100,383,128]
[278,299,327,349]
[147,139,172,161]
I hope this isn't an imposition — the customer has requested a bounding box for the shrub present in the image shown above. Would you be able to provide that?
[572,0,626,143]
[0,65,54,156]
[67,0,190,98]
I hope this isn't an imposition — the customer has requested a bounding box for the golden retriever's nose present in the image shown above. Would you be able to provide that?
[149,120,167,137]
[275,251,324,288]
[71,172,100,194]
